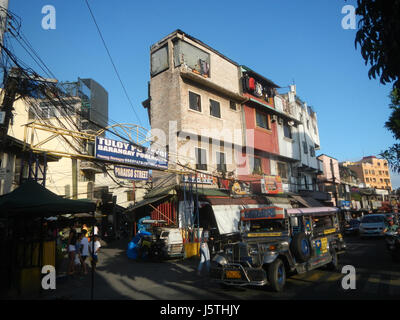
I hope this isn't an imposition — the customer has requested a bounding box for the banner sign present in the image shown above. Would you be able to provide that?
[261,175,283,194]
[241,207,285,220]
[114,166,149,181]
[182,173,214,185]
[95,137,168,169]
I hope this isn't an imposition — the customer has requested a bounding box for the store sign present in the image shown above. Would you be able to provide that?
[182,173,214,185]
[95,137,168,169]
[261,175,283,194]
[114,166,149,181]
[241,207,285,220]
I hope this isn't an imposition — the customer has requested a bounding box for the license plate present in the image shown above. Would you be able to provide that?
[225,270,241,279]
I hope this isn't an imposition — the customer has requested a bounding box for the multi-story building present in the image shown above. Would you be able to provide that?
[278,85,322,193]
[143,30,246,189]
[4,77,138,208]
[343,156,392,191]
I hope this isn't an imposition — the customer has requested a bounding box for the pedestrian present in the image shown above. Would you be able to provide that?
[80,229,90,275]
[74,233,83,274]
[197,229,210,276]
[384,219,399,234]
[67,230,77,275]
[89,234,101,271]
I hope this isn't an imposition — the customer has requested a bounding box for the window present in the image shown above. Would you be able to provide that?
[230,100,237,110]
[310,146,315,157]
[210,99,221,118]
[151,45,169,76]
[189,91,201,112]
[364,169,368,175]
[251,157,262,175]
[173,40,210,76]
[277,162,288,180]
[303,141,308,154]
[216,152,227,173]
[366,178,369,182]
[195,148,207,170]
[256,111,270,130]
[283,121,292,139]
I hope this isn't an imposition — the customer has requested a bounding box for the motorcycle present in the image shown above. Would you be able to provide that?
[385,232,400,262]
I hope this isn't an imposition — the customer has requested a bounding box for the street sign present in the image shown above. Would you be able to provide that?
[95,137,168,170]
[114,166,149,181]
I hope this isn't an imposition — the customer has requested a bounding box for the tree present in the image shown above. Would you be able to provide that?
[355,0,400,90]
[354,0,400,172]
[380,89,400,173]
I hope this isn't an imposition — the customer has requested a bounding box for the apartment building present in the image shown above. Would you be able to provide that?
[344,156,392,191]
[278,86,322,192]
[3,78,139,207]
[144,30,324,198]
[143,30,247,189]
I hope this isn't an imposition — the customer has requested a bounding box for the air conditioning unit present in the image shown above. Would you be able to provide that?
[271,115,278,123]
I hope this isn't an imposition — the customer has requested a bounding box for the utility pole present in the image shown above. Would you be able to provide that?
[0,0,9,54]
[0,67,20,144]
[330,159,338,207]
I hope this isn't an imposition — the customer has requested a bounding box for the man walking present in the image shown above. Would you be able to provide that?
[197,229,210,276]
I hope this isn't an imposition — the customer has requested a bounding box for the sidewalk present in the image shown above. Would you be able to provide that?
[40,238,218,300]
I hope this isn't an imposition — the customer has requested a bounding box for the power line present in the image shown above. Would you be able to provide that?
[83,0,143,126]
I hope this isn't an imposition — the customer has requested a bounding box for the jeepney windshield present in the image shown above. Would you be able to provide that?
[242,219,287,233]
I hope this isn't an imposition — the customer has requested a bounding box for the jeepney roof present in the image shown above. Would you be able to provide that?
[286,207,339,217]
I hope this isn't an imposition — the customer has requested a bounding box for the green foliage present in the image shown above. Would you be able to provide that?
[355,0,400,89]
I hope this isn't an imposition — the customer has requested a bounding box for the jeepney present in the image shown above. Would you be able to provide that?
[210,206,346,292]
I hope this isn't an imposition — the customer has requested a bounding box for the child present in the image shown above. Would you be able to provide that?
[89,235,101,270]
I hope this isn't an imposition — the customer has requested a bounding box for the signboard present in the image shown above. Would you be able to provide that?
[95,137,168,169]
[182,173,214,185]
[114,166,149,181]
[261,175,283,194]
[241,207,285,220]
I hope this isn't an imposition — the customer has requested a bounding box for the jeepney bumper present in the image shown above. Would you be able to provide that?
[210,263,268,286]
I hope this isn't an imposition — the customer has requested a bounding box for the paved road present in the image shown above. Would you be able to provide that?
[41,235,400,300]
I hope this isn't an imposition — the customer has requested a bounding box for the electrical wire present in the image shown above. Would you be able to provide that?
[83,0,143,126]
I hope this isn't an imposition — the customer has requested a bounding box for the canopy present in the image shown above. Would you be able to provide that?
[0,180,97,218]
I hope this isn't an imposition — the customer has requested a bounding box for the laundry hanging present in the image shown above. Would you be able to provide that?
[248,77,255,91]
[255,82,263,97]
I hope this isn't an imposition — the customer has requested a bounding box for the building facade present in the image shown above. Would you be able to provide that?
[343,156,392,191]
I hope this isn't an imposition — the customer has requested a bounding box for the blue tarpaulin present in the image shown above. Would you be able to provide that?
[127,231,152,260]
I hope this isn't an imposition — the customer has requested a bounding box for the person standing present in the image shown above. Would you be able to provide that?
[80,229,90,275]
[67,230,77,275]
[89,235,101,271]
[197,229,210,276]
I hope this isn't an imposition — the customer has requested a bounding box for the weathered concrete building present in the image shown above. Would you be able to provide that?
[143,30,247,189]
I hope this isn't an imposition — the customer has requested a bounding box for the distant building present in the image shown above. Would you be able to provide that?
[343,156,392,191]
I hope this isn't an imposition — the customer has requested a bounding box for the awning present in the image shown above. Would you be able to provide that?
[266,196,292,209]
[0,180,96,218]
[289,195,323,208]
[125,195,170,212]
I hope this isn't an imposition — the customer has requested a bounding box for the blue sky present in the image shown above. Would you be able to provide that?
[7,0,400,188]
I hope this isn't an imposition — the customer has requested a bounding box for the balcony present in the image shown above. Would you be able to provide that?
[80,160,103,173]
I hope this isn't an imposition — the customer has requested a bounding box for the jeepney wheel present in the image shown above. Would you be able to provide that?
[268,258,286,292]
[291,232,311,263]
[327,249,339,271]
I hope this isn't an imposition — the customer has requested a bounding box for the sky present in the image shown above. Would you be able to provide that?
[6,0,400,188]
